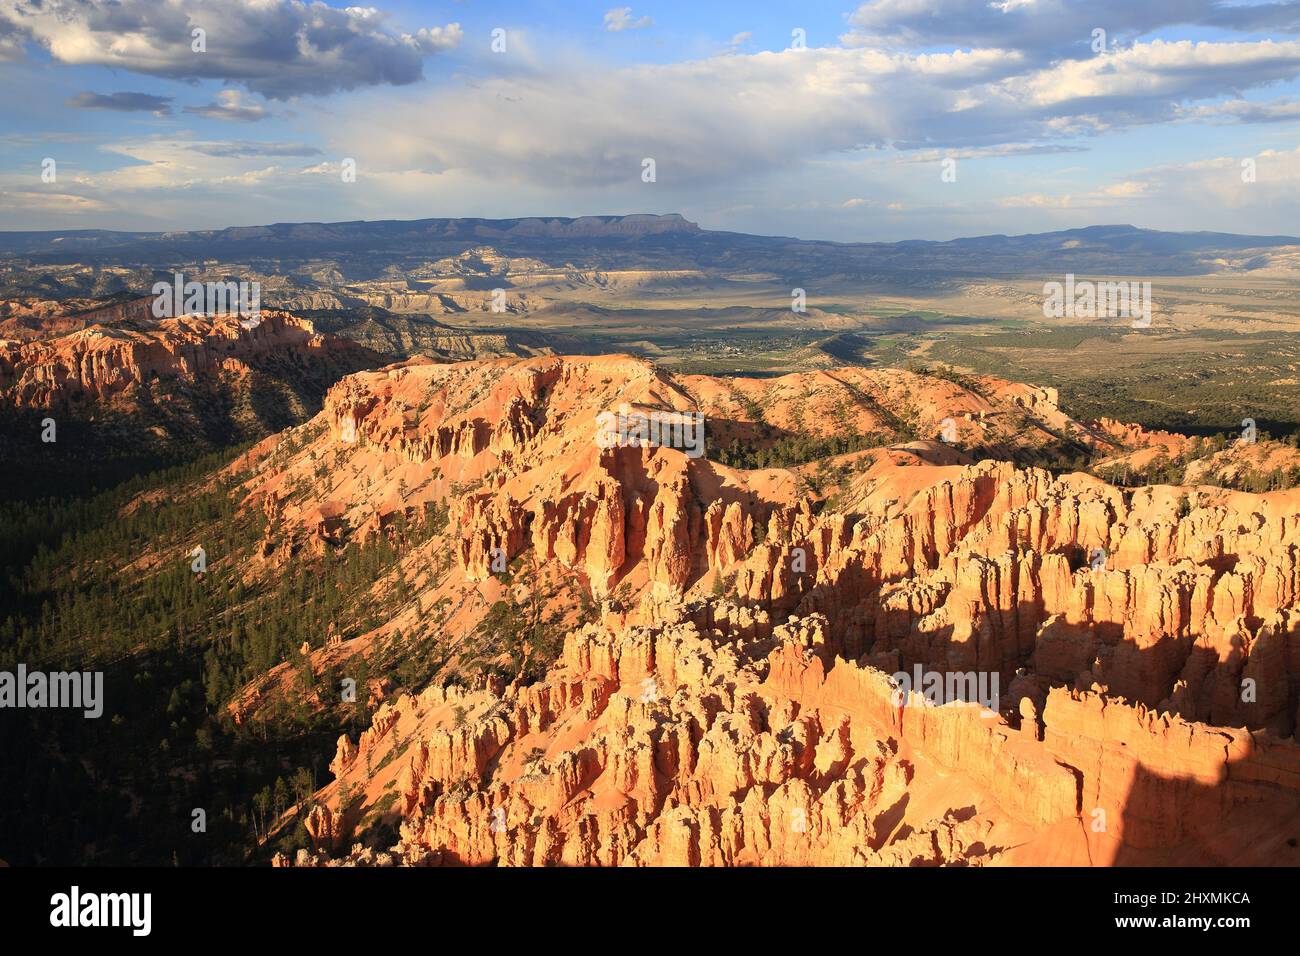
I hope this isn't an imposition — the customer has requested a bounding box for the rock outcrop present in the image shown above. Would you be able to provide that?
[0,310,379,411]
[251,354,1300,867]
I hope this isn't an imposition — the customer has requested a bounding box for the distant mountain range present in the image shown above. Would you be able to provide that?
[1,216,1297,279]
[0,214,701,258]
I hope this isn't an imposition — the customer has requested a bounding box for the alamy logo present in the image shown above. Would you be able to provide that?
[1042,274,1151,327]
[890,665,999,712]
[0,665,103,718]
[151,272,262,328]
[50,886,151,936]
[595,403,706,459]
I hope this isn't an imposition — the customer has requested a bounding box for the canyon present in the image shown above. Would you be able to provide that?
[0,310,384,495]
[207,353,1300,867]
[0,311,378,412]
[4,271,1298,869]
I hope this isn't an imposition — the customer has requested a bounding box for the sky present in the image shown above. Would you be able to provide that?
[1,0,1300,241]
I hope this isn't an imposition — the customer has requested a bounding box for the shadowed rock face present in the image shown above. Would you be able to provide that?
[0,309,387,498]
[247,354,1300,867]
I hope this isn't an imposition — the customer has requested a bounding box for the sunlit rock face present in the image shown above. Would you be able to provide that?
[249,354,1300,867]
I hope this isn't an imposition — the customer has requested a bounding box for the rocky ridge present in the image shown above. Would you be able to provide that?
[238,354,1300,866]
[0,311,380,411]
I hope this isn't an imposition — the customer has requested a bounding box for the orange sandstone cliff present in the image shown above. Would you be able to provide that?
[230,354,1300,867]
[0,310,380,412]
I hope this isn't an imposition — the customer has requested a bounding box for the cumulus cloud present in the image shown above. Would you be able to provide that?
[66,91,174,115]
[604,8,653,32]
[326,38,1300,189]
[92,139,227,188]
[1176,96,1300,123]
[11,0,1300,236]
[0,0,462,98]
[991,40,1300,111]
[330,48,996,188]
[69,137,348,201]
[184,90,271,122]
[0,136,341,230]
[409,24,462,53]
[844,0,1300,61]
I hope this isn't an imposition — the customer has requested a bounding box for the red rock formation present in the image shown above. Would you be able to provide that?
[0,310,378,411]
[245,355,1300,866]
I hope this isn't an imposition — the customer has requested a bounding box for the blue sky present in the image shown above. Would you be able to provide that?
[2,0,1300,241]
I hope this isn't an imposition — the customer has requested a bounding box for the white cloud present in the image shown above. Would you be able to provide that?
[843,0,1300,60]
[410,24,463,53]
[1176,96,1300,123]
[0,189,112,214]
[0,134,373,229]
[9,0,1300,238]
[988,146,1300,224]
[70,137,323,195]
[994,40,1300,109]
[184,90,271,122]
[604,8,653,32]
[322,38,1300,191]
[0,0,462,98]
